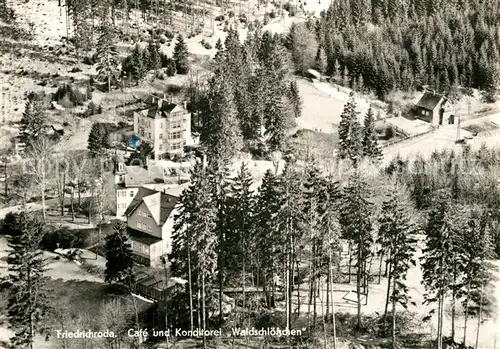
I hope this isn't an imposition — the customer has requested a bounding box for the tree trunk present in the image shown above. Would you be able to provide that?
[41,182,46,222]
[463,281,470,345]
[356,249,362,330]
[378,250,384,284]
[188,244,194,331]
[70,190,75,222]
[3,160,8,197]
[391,262,397,348]
[202,265,206,349]
[347,242,352,283]
[383,259,392,323]
[330,252,337,349]
[296,259,300,317]
[475,284,484,349]
[437,293,443,349]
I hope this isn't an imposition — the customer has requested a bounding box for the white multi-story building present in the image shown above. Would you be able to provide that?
[133,95,199,161]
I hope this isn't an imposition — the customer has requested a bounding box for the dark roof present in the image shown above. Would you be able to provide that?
[127,227,162,245]
[143,95,185,118]
[124,187,158,216]
[416,92,446,110]
[159,193,178,225]
[125,188,178,226]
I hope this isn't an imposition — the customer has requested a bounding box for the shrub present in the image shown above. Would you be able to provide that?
[385,125,395,139]
[70,66,82,73]
[201,39,212,50]
[228,10,235,18]
[41,228,85,251]
[283,2,297,16]
[215,15,225,21]
[159,35,167,44]
[52,84,87,107]
[164,29,175,39]
[166,60,177,76]
[269,10,277,19]
[263,13,270,25]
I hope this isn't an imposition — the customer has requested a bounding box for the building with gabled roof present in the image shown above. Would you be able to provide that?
[415,91,455,126]
[133,94,200,161]
[123,187,179,267]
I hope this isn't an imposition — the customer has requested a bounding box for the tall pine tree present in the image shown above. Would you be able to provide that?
[95,20,120,92]
[6,212,50,349]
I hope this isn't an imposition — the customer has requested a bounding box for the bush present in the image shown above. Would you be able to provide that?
[164,29,175,39]
[70,66,82,73]
[263,13,270,25]
[82,55,95,65]
[41,228,85,251]
[385,125,395,139]
[52,83,87,107]
[228,10,235,18]
[269,10,277,19]
[159,35,167,44]
[283,2,297,16]
[166,60,177,76]
[215,15,225,21]
[81,101,102,118]
[201,39,212,50]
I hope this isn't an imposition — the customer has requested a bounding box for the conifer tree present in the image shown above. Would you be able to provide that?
[173,34,189,74]
[202,74,243,164]
[104,220,134,283]
[255,169,284,308]
[315,46,327,77]
[95,20,120,92]
[87,122,105,158]
[130,44,147,82]
[337,92,362,167]
[362,106,382,163]
[19,92,48,149]
[339,173,374,329]
[170,162,218,332]
[288,80,302,118]
[421,195,454,349]
[378,189,417,346]
[225,162,256,314]
[458,208,497,345]
[6,212,50,349]
[264,94,288,152]
[146,39,162,72]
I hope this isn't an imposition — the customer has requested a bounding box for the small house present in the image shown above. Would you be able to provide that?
[415,91,454,126]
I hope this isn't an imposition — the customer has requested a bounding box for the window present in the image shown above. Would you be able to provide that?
[159,144,162,150]
[118,163,123,171]
[169,131,182,140]
[130,191,134,197]
[170,142,183,151]
[170,120,183,129]
[159,133,163,139]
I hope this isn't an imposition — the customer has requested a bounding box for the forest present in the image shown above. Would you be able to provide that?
[308,0,500,100]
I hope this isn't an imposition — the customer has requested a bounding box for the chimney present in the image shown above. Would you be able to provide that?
[163,93,167,101]
[157,97,162,110]
[183,101,187,110]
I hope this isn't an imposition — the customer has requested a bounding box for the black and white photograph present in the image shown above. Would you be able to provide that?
[0,0,500,348]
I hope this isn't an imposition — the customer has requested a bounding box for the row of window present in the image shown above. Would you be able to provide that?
[159,131,183,140]
[137,221,153,232]
[118,190,135,198]
[130,240,149,255]
[158,140,186,151]
[137,210,151,219]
